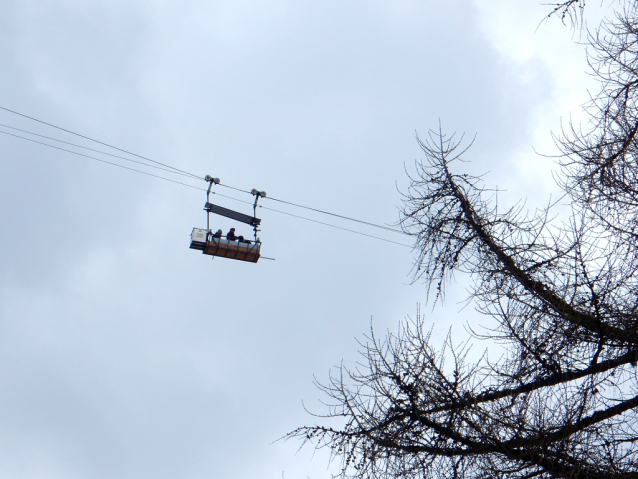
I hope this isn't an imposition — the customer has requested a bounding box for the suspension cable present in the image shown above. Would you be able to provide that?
[0,105,202,180]
[0,106,410,238]
[0,125,199,180]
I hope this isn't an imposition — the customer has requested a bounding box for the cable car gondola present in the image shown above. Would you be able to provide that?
[189,175,267,263]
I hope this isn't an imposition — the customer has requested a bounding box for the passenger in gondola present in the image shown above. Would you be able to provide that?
[212,229,222,238]
[226,228,238,241]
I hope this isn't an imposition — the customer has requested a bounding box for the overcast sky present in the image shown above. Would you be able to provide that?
[0,1,605,478]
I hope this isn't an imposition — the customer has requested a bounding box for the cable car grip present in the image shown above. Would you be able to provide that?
[251,189,266,242]
[204,175,221,238]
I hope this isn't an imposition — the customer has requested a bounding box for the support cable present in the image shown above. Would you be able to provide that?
[0,125,198,180]
[216,184,405,235]
[0,105,202,180]
[258,205,413,247]
[0,106,411,240]
[267,195,404,235]
[0,129,205,191]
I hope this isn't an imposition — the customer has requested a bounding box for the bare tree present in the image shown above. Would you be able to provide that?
[286,4,638,479]
[544,0,587,27]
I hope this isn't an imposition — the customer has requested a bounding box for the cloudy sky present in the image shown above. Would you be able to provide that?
[0,1,606,478]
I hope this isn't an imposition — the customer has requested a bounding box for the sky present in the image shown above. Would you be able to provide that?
[0,1,606,478]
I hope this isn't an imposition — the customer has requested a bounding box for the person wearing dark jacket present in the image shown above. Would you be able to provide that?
[226,228,238,241]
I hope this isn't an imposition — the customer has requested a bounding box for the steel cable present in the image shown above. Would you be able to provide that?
[0,106,413,245]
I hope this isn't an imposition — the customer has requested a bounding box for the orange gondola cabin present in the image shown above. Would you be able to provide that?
[190,227,261,263]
